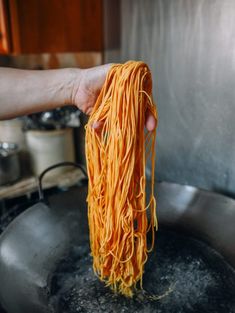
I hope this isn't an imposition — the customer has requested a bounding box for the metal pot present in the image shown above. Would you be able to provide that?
[0,142,21,186]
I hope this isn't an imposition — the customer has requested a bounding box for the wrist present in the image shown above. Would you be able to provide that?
[60,68,83,106]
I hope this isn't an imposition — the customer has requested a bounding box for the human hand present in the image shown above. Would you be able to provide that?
[71,64,112,115]
[70,64,156,132]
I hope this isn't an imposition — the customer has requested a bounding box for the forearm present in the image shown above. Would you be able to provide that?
[0,67,81,120]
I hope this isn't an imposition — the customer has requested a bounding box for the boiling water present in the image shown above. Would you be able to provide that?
[49,229,235,313]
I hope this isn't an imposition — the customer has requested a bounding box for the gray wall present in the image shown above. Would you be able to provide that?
[118,0,235,195]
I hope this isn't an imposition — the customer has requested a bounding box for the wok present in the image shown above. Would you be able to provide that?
[0,173,235,313]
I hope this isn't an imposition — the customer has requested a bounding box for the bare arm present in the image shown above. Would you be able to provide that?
[0,65,156,131]
[0,65,110,119]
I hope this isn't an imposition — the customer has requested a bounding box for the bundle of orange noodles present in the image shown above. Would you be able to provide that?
[85,61,158,297]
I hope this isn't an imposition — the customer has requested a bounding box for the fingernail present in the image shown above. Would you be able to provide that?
[146,116,156,132]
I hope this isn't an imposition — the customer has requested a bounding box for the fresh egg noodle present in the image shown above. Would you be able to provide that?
[85,61,158,297]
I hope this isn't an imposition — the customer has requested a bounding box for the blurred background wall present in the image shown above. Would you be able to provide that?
[105,0,235,196]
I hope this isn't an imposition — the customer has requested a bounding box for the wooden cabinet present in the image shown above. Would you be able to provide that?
[0,0,11,53]
[0,0,103,54]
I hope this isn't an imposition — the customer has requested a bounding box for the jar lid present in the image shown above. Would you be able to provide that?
[0,142,19,157]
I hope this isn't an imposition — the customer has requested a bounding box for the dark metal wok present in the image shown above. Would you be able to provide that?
[0,177,235,313]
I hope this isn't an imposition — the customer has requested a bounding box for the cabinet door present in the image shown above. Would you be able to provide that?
[0,0,11,54]
[8,0,103,54]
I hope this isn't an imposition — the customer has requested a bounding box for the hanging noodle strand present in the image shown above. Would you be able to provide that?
[85,61,158,297]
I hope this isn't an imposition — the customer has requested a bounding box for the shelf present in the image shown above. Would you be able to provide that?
[0,168,85,200]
